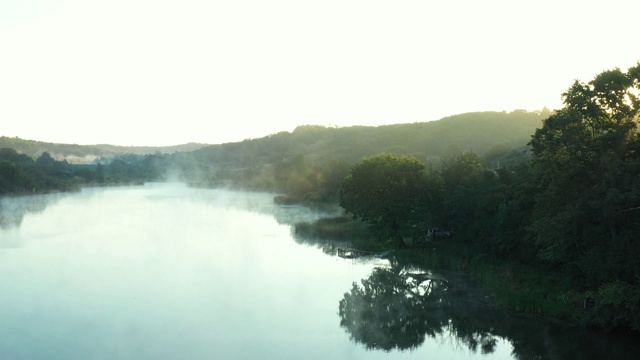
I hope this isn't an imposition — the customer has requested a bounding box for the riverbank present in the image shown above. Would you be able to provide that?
[292,214,640,334]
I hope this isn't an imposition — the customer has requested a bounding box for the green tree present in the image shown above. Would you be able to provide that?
[0,148,20,162]
[339,154,426,247]
[36,151,56,168]
[307,158,351,202]
[492,164,537,261]
[529,62,640,289]
[0,161,24,193]
[419,167,446,231]
[439,152,503,242]
[274,154,313,200]
[95,163,105,183]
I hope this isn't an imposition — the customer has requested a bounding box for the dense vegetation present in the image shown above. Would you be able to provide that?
[0,148,78,194]
[334,63,640,332]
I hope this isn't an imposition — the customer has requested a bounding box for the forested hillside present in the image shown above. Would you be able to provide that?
[2,110,545,199]
[195,110,545,164]
[184,110,547,201]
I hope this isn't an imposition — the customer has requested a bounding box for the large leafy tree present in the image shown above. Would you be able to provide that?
[492,164,537,261]
[440,152,504,243]
[339,154,426,246]
[529,63,640,286]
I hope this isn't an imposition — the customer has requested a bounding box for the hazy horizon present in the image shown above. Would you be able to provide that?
[2,0,639,147]
[3,108,542,148]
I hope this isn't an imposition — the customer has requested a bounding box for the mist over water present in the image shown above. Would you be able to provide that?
[0,193,60,230]
[0,184,382,359]
[1,183,638,359]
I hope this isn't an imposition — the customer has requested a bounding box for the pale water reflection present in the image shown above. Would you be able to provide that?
[0,183,637,359]
[0,192,62,231]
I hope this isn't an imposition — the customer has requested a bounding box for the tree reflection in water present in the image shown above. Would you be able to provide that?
[338,265,498,353]
[338,265,640,359]
[0,193,64,249]
[0,194,54,229]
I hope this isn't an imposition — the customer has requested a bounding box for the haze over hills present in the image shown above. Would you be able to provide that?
[0,136,208,164]
[192,110,548,166]
[2,110,548,167]
[160,110,547,196]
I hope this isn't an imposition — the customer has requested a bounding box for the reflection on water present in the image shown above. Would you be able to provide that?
[146,183,342,226]
[0,193,64,249]
[0,193,61,229]
[0,183,380,360]
[1,183,639,359]
[339,265,497,352]
[338,264,640,359]
[293,234,346,256]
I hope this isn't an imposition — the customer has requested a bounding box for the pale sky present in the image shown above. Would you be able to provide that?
[1,0,639,146]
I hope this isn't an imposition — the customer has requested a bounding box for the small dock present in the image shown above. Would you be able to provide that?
[337,248,389,259]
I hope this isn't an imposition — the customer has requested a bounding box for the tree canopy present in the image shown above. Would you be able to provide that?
[529,63,640,274]
[339,154,426,246]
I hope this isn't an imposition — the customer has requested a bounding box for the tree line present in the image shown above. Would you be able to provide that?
[338,63,640,332]
[0,149,168,195]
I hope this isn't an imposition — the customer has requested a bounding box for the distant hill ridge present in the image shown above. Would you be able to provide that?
[0,136,208,164]
[192,110,548,168]
[2,110,548,165]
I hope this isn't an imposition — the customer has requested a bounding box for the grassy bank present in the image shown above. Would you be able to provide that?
[293,214,387,253]
[391,239,586,324]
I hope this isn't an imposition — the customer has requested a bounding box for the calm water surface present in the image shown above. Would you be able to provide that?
[1,183,638,359]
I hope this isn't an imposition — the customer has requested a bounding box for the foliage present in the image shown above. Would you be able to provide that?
[492,164,537,261]
[3,110,543,199]
[584,281,640,332]
[440,152,503,243]
[180,110,543,200]
[293,214,372,242]
[0,149,77,194]
[339,154,426,246]
[528,62,640,290]
[0,148,166,195]
[333,60,640,333]
[291,214,379,255]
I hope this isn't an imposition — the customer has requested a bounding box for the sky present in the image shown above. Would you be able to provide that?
[1,0,639,147]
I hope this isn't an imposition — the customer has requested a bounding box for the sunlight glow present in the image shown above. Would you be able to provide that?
[1,0,638,146]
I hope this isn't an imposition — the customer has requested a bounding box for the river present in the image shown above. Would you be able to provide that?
[1,183,638,359]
